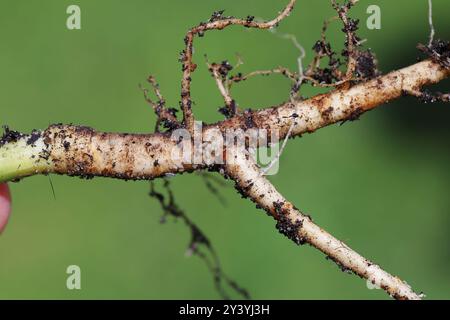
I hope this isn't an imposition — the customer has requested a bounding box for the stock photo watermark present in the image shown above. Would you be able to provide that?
[366,5,381,30]
[66,5,81,30]
[66,265,81,290]
[168,121,286,175]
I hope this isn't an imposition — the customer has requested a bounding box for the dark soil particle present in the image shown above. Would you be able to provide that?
[275,214,305,245]
[26,130,41,146]
[74,125,94,134]
[356,50,378,79]
[243,109,255,129]
[218,106,231,118]
[218,61,233,77]
[321,106,334,121]
[233,184,248,199]
[39,149,50,160]
[340,107,364,125]
[273,200,306,245]
[312,67,335,84]
[348,107,364,121]
[418,89,438,103]
[209,10,226,23]
[273,200,284,214]
[343,18,359,33]
[0,126,25,146]
[63,141,71,151]
[418,39,450,69]
[242,182,254,193]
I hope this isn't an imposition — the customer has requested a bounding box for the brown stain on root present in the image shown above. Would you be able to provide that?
[43,124,195,181]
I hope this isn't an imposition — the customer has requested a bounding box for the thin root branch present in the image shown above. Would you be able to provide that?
[206,58,238,117]
[139,76,180,132]
[179,0,297,131]
[149,180,249,299]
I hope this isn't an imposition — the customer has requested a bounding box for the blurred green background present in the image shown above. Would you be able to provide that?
[0,0,449,299]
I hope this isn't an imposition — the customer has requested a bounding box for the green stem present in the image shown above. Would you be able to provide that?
[0,134,52,182]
